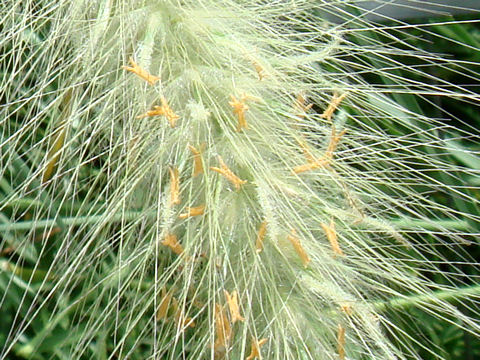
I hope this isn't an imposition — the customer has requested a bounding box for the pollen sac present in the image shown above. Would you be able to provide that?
[138,96,179,127]
[178,204,205,219]
[121,57,160,86]
[293,92,313,120]
[287,228,311,268]
[246,337,268,360]
[169,166,181,206]
[255,221,267,253]
[188,144,205,176]
[162,233,184,255]
[337,324,346,360]
[156,287,174,321]
[292,126,346,174]
[321,219,344,257]
[320,92,347,122]
[325,125,347,160]
[224,290,245,323]
[214,303,232,356]
[210,156,247,190]
[229,93,250,131]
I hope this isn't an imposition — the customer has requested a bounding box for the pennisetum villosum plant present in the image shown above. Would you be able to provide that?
[1,1,479,359]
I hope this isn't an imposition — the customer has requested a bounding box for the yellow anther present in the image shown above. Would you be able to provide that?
[320,92,347,122]
[293,92,313,120]
[246,337,268,360]
[138,96,179,128]
[293,126,346,174]
[292,158,329,174]
[214,303,232,355]
[137,106,163,119]
[156,287,173,321]
[321,219,344,257]
[162,233,184,255]
[287,228,310,268]
[224,290,245,323]
[243,49,267,81]
[340,303,353,316]
[169,166,181,206]
[188,144,205,176]
[325,125,347,160]
[251,59,266,81]
[210,156,247,190]
[255,221,267,253]
[172,298,196,329]
[121,57,160,86]
[229,93,250,131]
[337,324,346,360]
[178,205,205,219]
[297,138,317,164]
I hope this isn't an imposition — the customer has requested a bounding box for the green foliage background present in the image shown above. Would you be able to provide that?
[375,15,480,360]
[340,12,480,360]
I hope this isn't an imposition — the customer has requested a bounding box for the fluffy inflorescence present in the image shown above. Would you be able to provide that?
[1,1,479,359]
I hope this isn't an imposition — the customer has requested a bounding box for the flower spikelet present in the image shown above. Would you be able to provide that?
[122,57,160,85]
[210,156,247,190]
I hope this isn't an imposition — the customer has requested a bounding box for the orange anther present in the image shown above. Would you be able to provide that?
[321,219,344,257]
[340,303,353,316]
[122,57,160,85]
[251,59,266,81]
[297,138,316,163]
[293,92,313,120]
[287,229,310,268]
[292,158,329,174]
[210,156,247,190]
[162,233,184,255]
[229,94,250,131]
[156,287,173,321]
[255,221,267,253]
[179,205,205,219]
[169,166,181,206]
[325,125,347,160]
[172,298,196,329]
[214,303,232,354]
[243,50,267,81]
[320,92,347,122]
[337,324,346,360]
[246,337,268,360]
[224,290,245,323]
[138,96,179,128]
[188,144,205,176]
[293,126,346,174]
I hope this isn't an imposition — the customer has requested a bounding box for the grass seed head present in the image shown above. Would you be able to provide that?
[1,1,479,359]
